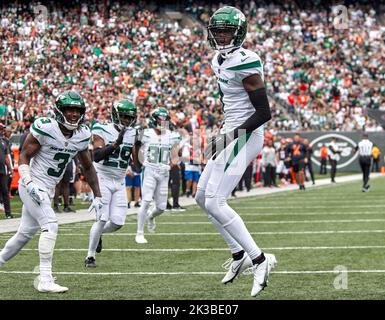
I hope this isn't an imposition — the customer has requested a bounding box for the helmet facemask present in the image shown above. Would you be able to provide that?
[54,105,85,131]
[54,90,86,131]
[112,107,136,130]
[208,25,244,58]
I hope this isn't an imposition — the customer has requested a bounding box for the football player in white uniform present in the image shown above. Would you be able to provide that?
[135,107,181,244]
[195,6,276,297]
[0,90,103,293]
[85,100,138,267]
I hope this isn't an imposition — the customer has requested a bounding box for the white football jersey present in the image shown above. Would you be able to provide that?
[211,47,264,134]
[141,128,181,171]
[29,117,91,192]
[91,122,136,180]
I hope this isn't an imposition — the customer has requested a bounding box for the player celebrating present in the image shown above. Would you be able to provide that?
[84,100,138,267]
[195,6,276,297]
[135,107,180,244]
[0,90,103,293]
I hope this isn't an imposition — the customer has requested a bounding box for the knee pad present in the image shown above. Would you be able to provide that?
[205,195,233,225]
[109,222,123,232]
[41,222,58,235]
[195,189,206,210]
[141,200,152,213]
[155,205,166,213]
[38,231,57,257]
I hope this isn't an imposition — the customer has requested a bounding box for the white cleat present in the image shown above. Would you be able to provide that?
[135,234,148,244]
[221,254,253,284]
[251,253,277,297]
[147,217,156,233]
[37,280,68,293]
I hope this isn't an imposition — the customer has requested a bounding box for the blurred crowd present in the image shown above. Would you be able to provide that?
[187,0,385,132]
[1,1,384,140]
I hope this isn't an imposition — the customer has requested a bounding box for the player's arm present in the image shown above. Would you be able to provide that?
[93,129,126,162]
[18,134,41,186]
[230,74,271,139]
[132,128,143,169]
[5,149,12,174]
[77,148,102,198]
[170,143,180,167]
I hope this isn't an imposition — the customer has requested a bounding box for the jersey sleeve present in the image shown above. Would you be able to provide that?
[78,125,92,151]
[231,52,264,82]
[30,117,56,145]
[141,129,151,145]
[91,122,107,141]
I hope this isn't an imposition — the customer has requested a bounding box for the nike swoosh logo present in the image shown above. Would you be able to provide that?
[241,57,249,62]
[231,261,243,274]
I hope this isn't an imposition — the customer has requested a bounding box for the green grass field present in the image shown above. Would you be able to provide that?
[1,177,385,300]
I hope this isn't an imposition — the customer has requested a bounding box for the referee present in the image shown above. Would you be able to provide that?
[355,134,373,192]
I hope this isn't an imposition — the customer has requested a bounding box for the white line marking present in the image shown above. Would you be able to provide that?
[8,245,385,252]
[127,212,385,217]
[122,219,385,225]
[1,270,385,275]
[57,230,385,236]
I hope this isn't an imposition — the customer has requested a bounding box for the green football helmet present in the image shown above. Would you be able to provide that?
[149,107,170,129]
[207,6,247,58]
[112,99,137,129]
[54,90,86,130]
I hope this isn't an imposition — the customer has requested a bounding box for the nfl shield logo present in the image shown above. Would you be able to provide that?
[64,142,68,147]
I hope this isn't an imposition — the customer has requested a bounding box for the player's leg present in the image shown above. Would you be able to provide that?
[105,181,127,233]
[126,175,133,207]
[147,173,169,233]
[204,131,276,295]
[18,184,67,292]
[136,167,156,243]
[85,178,112,266]
[133,175,141,206]
[195,160,244,255]
[0,204,39,267]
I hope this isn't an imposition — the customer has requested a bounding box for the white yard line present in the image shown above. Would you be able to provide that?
[7,245,385,252]
[121,219,385,225]
[1,270,385,276]
[56,230,385,236]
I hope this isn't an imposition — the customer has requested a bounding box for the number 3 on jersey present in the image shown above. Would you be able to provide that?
[47,152,71,177]
[103,145,132,169]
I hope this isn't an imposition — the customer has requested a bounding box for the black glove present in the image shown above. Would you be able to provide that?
[204,133,230,161]
[114,127,126,147]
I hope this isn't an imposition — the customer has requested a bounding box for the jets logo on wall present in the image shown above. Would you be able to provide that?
[311,133,358,169]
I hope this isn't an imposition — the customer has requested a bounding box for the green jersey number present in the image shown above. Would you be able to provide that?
[147,146,170,165]
[47,152,71,177]
[103,145,132,169]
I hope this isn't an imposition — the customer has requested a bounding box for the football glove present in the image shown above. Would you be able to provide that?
[114,127,127,147]
[88,196,104,218]
[26,182,47,206]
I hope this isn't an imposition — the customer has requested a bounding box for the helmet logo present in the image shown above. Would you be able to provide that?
[234,12,246,22]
